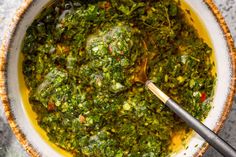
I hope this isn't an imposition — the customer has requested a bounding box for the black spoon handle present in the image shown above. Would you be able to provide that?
[146,80,236,157]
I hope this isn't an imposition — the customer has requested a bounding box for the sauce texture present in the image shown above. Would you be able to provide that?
[22,0,216,156]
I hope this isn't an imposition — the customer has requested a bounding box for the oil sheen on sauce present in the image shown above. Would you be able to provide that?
[18,0,216,156]
[169,0,216,155]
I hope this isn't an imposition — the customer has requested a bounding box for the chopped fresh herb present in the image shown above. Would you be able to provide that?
[22,0,216,156]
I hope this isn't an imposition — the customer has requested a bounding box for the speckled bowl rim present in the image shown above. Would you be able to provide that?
[0,0,235,157]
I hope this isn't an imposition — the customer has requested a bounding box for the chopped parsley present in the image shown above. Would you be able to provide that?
[22,0,216,156]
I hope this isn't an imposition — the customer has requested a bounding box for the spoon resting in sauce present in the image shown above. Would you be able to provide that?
[134,57,236,157]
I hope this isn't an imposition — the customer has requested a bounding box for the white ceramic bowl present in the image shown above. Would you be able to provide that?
[0,0,235,157]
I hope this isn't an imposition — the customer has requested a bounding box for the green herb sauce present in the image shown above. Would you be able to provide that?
[22,0,216,156]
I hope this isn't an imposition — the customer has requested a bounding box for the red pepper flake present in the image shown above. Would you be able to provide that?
[47,102,56,111]
[200,92,207,102]
[99,1,111,10]
[108,45,112,53]
[79,115,86,123]
[116,57,121,61]
[104,2,111,10]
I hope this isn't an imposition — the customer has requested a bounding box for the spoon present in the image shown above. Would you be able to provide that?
[134,58,236,157]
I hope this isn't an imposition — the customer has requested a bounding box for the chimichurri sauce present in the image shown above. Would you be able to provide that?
[22,0,216,156]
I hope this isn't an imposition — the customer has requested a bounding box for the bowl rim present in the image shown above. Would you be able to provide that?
[0,0,235,157]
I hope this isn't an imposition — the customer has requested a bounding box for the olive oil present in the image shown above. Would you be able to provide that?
[170,0,216,154]
[19,53,73,157]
